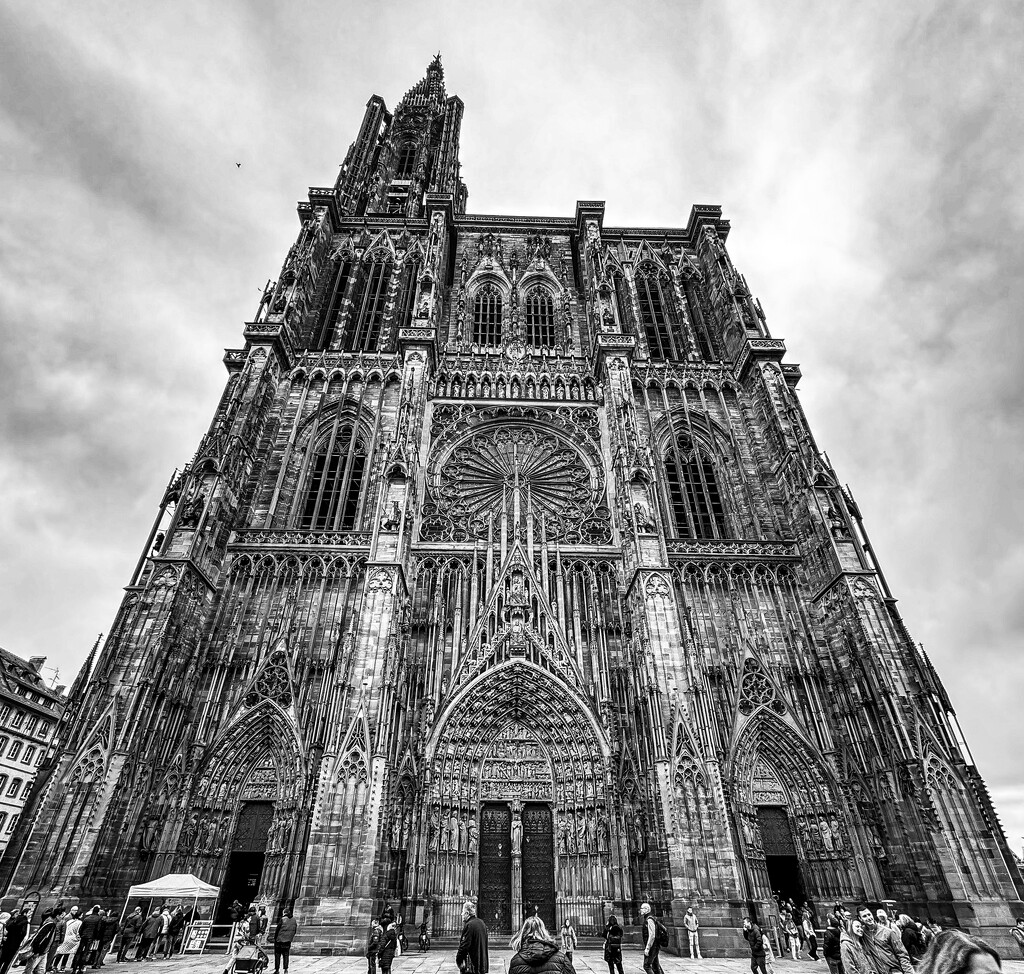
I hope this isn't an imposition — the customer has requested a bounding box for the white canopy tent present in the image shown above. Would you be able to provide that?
[120,873,220,955]
[126,873,219,900]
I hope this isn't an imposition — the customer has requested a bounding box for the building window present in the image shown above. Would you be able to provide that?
[397,259,421,330]
[8,741,21,761]
[344,259,392,353]
[395,143,416,179]
[524,288,556,347]
[0,737,7,754]
[319,259,352,350]
[7,778,21,799]
[24,746,35,765]
[298,424,367,531]
[635,265,675,361]
[0,705,9,722]
[10,712,24,729]
[6,815,15,833]
[0,813,7,832]
[664,439,727,539]
[38,723,50,741]
[0,775,8,794]
[25,716,38,735]
[472,284,503,345]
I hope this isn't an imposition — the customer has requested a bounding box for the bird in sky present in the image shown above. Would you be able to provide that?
[236,162,242,168]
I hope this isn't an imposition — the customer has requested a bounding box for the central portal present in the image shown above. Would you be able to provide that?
[476,801,555,935]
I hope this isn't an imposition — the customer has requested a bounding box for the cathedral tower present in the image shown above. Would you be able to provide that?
[4,59,1020,954]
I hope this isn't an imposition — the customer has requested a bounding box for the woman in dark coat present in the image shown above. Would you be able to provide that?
[603,916,624,974]
[378,910,399,974]
[509,917,574,974]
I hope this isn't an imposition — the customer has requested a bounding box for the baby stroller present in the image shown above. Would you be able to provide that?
[228,945,269,974]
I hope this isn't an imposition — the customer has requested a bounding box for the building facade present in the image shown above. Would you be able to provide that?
[5,59,1022,951]
[0,650,65,853]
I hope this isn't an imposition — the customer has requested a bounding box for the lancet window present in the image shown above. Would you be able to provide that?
[298,423,367,531]
[635,265,676,361]
[524,287,556,347]
[319,258,352,349]
[664,438,727,539]
[344,258,392,353]
[395,142,416,179]
[472,284,503,346]
[397,259,420,331]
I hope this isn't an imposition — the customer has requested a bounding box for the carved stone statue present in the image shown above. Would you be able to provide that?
[428,808,440,851]
[510,814,523,855]
[467,817,478,855]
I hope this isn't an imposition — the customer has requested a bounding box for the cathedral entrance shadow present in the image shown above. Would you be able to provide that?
[217,801,274,923]
[521,803,555,932]
[478,803,512,933]
[757,806,805,904]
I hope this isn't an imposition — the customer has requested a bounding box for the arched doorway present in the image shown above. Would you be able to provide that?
[422,659,617,936]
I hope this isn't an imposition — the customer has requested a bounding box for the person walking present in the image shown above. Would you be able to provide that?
[684,908,702,960]
[742,918,768,974]
[47,907,68,973]
[785,915,800,961]
[1010,918,1024,959]
[273,910,297,974]
[166,908,186,957]
[508,917,573,974]
[916,929,1000,974]
[95,910,118,967]
[821,916,843,974]
[257,909,269,948]
[155,908,174,959]
[54,913,82,973]
[73,907,103,974]
[856,906,914,974]
[136,911,161,962]
[24,911,59,974]
[559,920,577,965]
[603,915,624,974]
[639,904,665,974]
[802,911,820,961]
[116,910,142,963]
[1,907,31,974]
[377,910,399,974]
[455,902,489,974]
[366,917,383,974]
[839,919,873,974]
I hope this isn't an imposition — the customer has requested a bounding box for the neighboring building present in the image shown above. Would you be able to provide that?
[0,650,65,853]
[5,58,1022,952]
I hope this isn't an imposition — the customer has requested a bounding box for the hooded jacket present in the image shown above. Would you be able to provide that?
[509,938,575,974]
[839,930,873,974]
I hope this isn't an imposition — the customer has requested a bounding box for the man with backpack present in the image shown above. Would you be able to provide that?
[639,903,666,974]
[23,910,59,974]
[742,918,768,974]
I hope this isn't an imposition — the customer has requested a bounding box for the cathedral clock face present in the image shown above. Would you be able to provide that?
[422,422,607,543]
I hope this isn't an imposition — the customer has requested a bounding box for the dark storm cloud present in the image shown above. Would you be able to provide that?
[1,0,1021,848]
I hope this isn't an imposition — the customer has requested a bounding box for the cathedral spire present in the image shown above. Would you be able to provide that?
[395,55,447,114]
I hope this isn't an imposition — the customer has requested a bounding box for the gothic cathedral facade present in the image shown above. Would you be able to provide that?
[5,58,1021,952]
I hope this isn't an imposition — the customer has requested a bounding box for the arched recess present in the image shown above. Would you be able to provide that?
[923,752,1005,899]
[172,702,305,904]
[728,710,863,904]
[419,659,618,936]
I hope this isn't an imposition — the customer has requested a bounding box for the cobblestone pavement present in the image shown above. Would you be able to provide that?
[103,947,1024,974]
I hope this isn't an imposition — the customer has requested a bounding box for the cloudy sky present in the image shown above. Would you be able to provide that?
[2,2,1022,851]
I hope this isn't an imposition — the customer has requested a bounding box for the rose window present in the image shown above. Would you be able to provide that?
[421,424,610,543]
